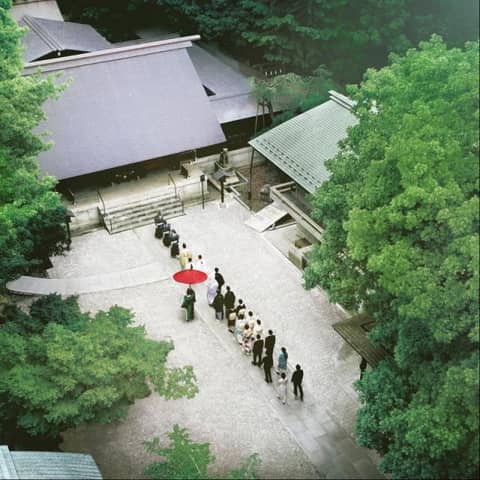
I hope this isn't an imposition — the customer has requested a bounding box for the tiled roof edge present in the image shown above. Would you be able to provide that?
[0,447,19,479]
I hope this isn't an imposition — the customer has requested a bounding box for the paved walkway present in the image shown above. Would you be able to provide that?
[15,198,383,478]
[196,291,383,479]
[6,263,169,295]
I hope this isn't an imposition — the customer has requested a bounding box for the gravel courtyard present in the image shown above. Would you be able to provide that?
[49,198,372,478]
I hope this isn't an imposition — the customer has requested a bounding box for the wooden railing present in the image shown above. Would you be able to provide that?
[167,173,185,215]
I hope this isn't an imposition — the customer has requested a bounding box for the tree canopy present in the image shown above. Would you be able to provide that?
[0,294,198,446]
[59,0,479,83]
[144,425,260,480]
[251,67,337,129]
[0,0,68,286]
[305,36,479,478]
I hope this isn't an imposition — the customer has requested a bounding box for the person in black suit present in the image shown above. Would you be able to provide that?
[292,364,304,401]
[212,290,224,320]
[264,329,276,357]
[214,267,225,292]
[260,354,273,383]
[154,212,165,225]
[224,286,235,311]
[252,335,264,366]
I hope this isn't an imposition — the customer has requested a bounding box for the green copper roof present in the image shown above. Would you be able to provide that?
[0,446,102,479]
[249,91,358,194]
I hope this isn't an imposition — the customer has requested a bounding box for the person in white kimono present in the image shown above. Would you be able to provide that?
[206,276,218,306]
[277,372,288,405]
[195,254,207,273]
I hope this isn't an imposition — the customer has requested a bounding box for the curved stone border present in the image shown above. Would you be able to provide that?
[6,262,169,296]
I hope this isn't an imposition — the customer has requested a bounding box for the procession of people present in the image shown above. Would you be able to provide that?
[155,211,305,405]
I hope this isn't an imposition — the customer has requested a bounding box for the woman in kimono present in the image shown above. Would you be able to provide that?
[235,312,246,344]
[253,319,264,338]
[276,372,288,405]
[226,308,236,333]
[242,323,253,354]
[181,287,196,321]
[206,276,218,306]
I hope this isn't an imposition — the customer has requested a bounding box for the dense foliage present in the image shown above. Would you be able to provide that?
[305,36,479,478]
[0,0,68,286]
[58,0,479,83]
[0,294,198,445]
[251,67,337,129]
[145,425,260,479]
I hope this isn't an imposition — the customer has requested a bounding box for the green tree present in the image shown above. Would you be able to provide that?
[145,425,260,480]
[0,0,68,286]
[251,66,337,130]
[305,36,479,478]
[0,294,198,445]
[59,0,479,83]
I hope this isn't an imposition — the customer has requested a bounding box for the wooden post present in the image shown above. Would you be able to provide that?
[248,147,255,210]
[220,177,225,204]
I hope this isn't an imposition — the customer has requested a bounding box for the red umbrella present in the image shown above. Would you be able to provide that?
[173,269,208,286]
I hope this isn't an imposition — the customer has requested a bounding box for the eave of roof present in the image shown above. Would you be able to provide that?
[20,15,111,63]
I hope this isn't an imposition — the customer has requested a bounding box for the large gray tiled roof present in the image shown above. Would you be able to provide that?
[22,37,226,180]
[0,446,102,479]
[20,15,111,62]
[249,91,358,193]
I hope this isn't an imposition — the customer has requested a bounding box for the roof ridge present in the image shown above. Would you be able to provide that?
[23,35,201,73]
[23,14,62,52]
[328,90,355,110]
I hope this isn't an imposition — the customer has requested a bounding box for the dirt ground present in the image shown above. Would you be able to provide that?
[236,162,290,212]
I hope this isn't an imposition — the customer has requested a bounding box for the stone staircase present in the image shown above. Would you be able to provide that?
[100,191,184,234]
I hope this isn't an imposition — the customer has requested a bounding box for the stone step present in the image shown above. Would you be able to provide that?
[108,204,184,230]
[105,190,176,214]
[108,207,185,234]
[105,194,177,218]
[102,195,184,234]
[104,198,182,225]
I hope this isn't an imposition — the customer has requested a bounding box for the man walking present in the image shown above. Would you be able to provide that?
[260,354,273,383]
[212,289,224,320]
[292,364,304,401]
[214,267,225,292]
[265,330,276,357]
[252,335,264,366]
[224,286,235,311]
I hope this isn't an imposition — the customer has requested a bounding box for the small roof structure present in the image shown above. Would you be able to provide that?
[0,446,102,479]
[249,91,358,194]
[10,0,63,22]
[22,36,226,180]
[332,314,388,367]
[20,15,111,62]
